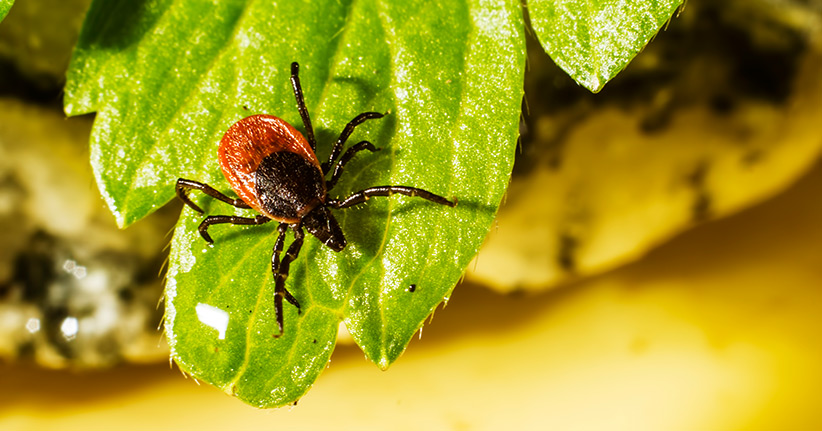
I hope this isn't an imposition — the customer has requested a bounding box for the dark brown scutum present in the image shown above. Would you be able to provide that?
[255,151,325,220]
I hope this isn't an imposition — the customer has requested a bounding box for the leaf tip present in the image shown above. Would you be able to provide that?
[63,101,77,117]
[103,199,128,228]
[62,83,97,117]
[577,73,606,94]
[222,382,239,397]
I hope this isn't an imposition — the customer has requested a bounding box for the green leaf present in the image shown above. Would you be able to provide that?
[528,0,683,92]
[66,0,524,407]
[0,0,13,22]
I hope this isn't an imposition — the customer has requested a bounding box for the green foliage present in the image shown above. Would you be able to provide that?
[0,0,13,22]
[64,0,684,409]
[529,0,684,92]
[65,0,524,407]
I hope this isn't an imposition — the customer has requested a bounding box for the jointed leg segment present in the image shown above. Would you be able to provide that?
[326,141,380,191]
[329,186,456,209]
[176,178,251,213]
[290,62,317,153]
[271,223,304,337]
[198,214,270,243]
[323,112,384,174]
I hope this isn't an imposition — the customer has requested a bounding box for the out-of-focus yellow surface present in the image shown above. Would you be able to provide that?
[469,45,822,292]
[3,159,821,430]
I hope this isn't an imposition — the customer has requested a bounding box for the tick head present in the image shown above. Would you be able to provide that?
[302,205,346,252]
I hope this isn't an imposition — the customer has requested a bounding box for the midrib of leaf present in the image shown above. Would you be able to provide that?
[381,0,471,360]
[369,0,408,365]
[213,223,335,391]
[223,248,278,394]
[314,0,359,124]
[260,306,334,391]
[397,0,473,342]
[584,0,603,89]
[224,249,271,393]
[223,0,366,389]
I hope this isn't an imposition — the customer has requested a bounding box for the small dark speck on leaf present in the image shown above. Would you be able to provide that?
[312,339,317,344]
[408,284,417,293]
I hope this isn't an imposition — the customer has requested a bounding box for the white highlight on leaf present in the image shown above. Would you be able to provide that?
[177,229,200,273]
[473,0,514,39]
[196,302,229,340]
[165,276,178,350]
[90,139,123,226]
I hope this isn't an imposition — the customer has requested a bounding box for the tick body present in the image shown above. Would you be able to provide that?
[176,62,456,337]
[219,115,323,223]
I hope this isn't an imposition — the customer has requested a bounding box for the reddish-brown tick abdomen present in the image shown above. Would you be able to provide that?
[218,114,322,221]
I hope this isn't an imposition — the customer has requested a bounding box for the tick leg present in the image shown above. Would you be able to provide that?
[176,178,251,213]
[271,223,304,338]
[323,112,384,174]
[328,186,457,209]
[290,62,318,153]
[197,214,270,244]
[325,141,380,191]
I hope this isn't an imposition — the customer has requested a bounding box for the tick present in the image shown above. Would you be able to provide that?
[176,62,456,337]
